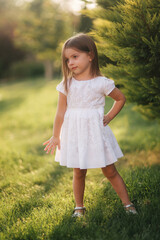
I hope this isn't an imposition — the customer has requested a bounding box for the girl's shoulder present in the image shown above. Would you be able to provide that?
[95,75,115,85]
[96,75,113,81]
[95,75,115,96]
[56,79,67,96]
[56,78,71,96]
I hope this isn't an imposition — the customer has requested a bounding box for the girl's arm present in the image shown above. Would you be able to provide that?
[43,92,67,154]
[103,87,126,126]
[53,92,67,138]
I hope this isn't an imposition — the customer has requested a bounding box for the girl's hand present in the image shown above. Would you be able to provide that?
[103,114,111,126]
[43,136,60,155]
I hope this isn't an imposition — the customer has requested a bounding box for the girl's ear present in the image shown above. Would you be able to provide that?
[89,51,94,61]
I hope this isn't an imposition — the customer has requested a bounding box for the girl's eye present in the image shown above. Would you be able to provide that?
[73,55,78,58]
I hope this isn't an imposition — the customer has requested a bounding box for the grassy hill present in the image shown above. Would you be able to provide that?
[0,78,160,240]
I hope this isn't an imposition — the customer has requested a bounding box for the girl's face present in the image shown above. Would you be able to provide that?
[64,48,92,80]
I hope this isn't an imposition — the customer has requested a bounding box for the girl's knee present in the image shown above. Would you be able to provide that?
[101,164,118,179]
[73,168,87,179]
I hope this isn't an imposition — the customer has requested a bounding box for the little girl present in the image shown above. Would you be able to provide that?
[43,33,137,217]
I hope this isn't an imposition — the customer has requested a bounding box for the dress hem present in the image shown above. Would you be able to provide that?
[54,157,123,170]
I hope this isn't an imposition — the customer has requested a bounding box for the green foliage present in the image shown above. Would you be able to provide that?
[0,0,26,79]
[96,0,121,8]
[9,61,44,78]
[78,12,93,33]
[13,0,75,79]
[15,0,73,62]
[78,1,93,33]
[0,0,79,80]
[0,78,160,239]
[87,0,160,119]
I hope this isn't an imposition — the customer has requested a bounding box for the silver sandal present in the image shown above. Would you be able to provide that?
[124,203,138,214]
[72,207,86,218]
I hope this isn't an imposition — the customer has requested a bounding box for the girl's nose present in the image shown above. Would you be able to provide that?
[68,59,73,66]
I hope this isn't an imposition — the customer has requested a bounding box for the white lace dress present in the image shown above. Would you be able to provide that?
[55,76,123,169]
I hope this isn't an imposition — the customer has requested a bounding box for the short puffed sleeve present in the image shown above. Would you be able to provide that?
[56,80,67,96]
[103,77,115,96]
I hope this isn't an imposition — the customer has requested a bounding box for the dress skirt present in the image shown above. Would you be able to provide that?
[55,106,123,169]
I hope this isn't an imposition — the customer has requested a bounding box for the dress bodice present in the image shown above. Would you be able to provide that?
[56,76,115,109]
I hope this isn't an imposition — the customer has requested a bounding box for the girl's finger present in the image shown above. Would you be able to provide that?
[43,140,50,145]
[47,144,54,153]
[44,140,56,150]
[44,143,51,151]
[44,143,52,151]
[46,148,51,154]
[51,146,55,155]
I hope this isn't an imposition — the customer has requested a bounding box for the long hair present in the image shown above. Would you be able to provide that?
[61,33,102,93]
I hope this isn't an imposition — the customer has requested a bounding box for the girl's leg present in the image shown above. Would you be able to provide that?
[73,168,87,213]
[101,164,135,209]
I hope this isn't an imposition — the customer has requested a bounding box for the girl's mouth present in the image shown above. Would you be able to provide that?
[72,67,77,70]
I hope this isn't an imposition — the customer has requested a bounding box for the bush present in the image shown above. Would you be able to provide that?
[9,61,44,79]
[87,0,160,120]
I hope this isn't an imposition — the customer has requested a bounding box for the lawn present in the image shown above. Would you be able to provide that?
[0,78,160,240]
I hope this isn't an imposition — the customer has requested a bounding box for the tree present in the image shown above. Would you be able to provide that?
[14,0,73,80]
[85,0,160,119]
[0,0,26,79]
[78,0,93,33]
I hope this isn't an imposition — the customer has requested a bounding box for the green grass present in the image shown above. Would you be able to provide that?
[0,78,160,240]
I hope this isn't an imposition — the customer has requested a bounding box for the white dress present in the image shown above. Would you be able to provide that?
[55,76,123,169]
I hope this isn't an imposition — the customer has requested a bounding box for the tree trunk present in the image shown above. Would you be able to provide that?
[44,60,53,80]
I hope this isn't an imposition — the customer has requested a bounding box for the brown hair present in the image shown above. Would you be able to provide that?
[61,33,102,93]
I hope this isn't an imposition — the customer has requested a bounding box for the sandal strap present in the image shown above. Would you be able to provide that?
[124,203,135,208]
[74,207,86,211]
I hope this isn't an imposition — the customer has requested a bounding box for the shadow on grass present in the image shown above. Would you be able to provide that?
[111,102,160,153]
[48,164,160,240]
[33,164,72,194]
[26,143,48,156]
[0,77,47,88]
[0,164,72,233]
[0,97,25,115]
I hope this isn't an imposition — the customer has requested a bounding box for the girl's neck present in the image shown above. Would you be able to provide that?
[73,73,97,81]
